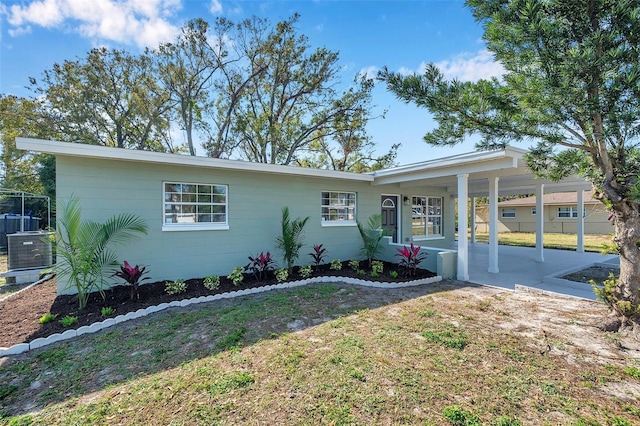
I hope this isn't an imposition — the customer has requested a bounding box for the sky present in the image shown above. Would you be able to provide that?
[0,0,505,165]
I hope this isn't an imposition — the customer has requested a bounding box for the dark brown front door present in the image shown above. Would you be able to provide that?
[381,196,398,243]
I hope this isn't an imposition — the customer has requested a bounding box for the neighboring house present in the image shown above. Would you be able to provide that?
[474,191,612,235]
[16,138,595,293]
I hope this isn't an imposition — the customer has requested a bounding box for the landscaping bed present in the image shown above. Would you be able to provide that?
[0,260,436,348]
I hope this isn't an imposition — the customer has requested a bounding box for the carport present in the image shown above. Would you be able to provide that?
[371,147,594,281]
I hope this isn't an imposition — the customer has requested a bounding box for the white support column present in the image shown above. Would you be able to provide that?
[488,177,499,273]
[535,183,545,262]
[457,173,469,281]
[577,189,585,253]
[470,197,476,244]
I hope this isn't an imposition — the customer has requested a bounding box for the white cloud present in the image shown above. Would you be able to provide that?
[359,65,378,80]
[209,0,222,14]
[435,49,504,82]
[5,0,182,48]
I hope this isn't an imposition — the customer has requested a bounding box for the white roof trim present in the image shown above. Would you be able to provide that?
[16,138,373,182]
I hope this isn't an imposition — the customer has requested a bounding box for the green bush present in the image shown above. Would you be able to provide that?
[165,279,187,295]
[39,313,57,324]
[275,268,289,282]
[275,206,309,273]
[204,275,220,290]
[330,259,342,270]
[60,316,78,327]
[227,267,244,286]
[101,307,115,317]
[55,195,148,309]
[298,265,312,278]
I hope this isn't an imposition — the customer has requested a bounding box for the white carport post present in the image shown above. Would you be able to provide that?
[535,182,545,262]
[577,190,585,253]
[488,177,499,273]
[470,197,476,244]
[457,173,469,281]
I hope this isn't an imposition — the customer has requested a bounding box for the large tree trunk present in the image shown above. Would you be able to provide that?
[609,197,640,330]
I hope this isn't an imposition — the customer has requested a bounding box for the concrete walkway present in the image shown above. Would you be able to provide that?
[466,243,618,300]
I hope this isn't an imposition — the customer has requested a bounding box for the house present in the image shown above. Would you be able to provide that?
[474,192,612,235]
[16,137,595,294]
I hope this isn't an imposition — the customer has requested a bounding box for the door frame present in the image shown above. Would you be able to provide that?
[381,193,401,243]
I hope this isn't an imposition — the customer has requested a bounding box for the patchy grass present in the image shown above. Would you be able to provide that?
[0,282,638,425]
[472,232,613,253]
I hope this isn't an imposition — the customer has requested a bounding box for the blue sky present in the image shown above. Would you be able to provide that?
[0,0,504,164]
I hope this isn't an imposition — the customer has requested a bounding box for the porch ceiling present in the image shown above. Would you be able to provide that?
[371,147,592,197]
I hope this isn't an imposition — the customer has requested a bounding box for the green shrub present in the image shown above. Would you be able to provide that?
[592,273,640,318]
[371,260,384,276]
[227,267,244,286]
[390,270,399,278]
[298,265,313,278]
[275,206,309,273]
[165,279,187,295]
[357,213,384,268]
[275,268,289,282]
[204,275,220,290]
[330,259,343,270]
[60,316,78,327]
[55,195,148,309]
[39,313,57,324]
[348,259,360,271]
[101,307,115,317]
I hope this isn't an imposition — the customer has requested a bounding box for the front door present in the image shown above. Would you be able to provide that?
[381,195,398,243]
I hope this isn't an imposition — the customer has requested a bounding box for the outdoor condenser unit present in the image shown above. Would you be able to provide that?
[7,231,53,270]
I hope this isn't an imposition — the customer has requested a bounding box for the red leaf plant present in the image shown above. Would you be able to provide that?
[112,261,149,300]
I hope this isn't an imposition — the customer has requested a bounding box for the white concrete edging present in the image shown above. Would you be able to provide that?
[0,274,442,357]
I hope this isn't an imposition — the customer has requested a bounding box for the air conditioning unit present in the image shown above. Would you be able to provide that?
[7,231,53,270]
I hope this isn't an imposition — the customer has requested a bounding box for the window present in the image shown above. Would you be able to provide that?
[501,208,516,218]
[558,206,585,218]
[412,196,443,238]
[531,207,536,215]
[321,191,356,225]
[163,182,228,231]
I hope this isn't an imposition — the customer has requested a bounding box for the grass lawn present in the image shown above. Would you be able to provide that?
[1,282,638,425]
[472,232,613,253]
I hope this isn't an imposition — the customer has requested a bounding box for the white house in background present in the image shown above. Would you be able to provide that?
[16,137,594,294]
[474,191,612,235]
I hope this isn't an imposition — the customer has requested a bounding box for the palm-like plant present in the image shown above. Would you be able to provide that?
[357,213,384,268]
[275,206,309,273]
[55,196,148,309]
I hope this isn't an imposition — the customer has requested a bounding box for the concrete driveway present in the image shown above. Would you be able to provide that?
[466,243,618,300]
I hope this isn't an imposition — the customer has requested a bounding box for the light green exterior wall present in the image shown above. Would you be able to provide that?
[56,155,454,294]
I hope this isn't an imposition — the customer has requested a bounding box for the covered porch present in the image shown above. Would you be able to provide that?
[372,147,598,286]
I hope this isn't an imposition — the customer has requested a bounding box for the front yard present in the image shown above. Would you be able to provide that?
[1,280,639,425]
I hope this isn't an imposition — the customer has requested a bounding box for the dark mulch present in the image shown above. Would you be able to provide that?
[0,261,435,348]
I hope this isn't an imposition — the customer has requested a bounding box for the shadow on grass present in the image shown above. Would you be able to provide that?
[0,279,483,418]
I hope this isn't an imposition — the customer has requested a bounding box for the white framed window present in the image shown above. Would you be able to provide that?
[163,182,228,231]
[501,208,516,218]
[558,206,585,218]
[412,196,443,238]
[321,191,356,226]
[531,207,536,215]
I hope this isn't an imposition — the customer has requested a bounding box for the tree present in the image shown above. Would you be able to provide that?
[55,195,148,309]
[156,18,236,156]
[223,14,378,165]
[31,47,173,151]
[0,95,52,194]
[379,0,640,329]
[302,77,400,172]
